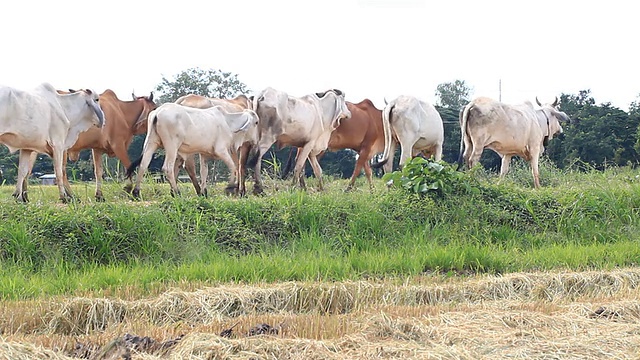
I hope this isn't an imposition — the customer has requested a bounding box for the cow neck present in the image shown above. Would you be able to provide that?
[123,100,148,129]
[540,108,551,142]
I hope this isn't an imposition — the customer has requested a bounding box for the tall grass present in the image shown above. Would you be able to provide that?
[0,162,639,299]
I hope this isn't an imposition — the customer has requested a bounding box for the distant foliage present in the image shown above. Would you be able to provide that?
[435,79,472,110]
[382,157,471,197]
[155,67,248,104]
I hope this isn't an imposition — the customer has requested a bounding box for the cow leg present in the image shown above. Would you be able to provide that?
[237,143,251,197]
[308,153,324,191]
[109,142,134,194]
[363,162,374,192]
[398,139,417,169]
[186,154,202,196]
[132,143,158,199]
[218,151,239,196]
[292,145,314,190]
[92,149,105,201]
[252,142,273,195]
[433,143,443,162]
[347,148,372,191]
[60,152,75,200]
[13,150,38,200]
[162,145,180,197]
[197,154,209,197]
[530,156,541,189]
[467,142,484,169]
[51,148,72,203]
[382,141,397,175]
[498,155,512,184]
[13,150,34,202]
[222,149,240,196]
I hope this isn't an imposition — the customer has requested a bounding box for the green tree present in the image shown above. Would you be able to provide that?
[435,80,472,110]
[547,90,640,169]
[155,67,248,104]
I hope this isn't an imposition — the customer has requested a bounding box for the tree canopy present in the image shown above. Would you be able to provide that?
[155,67,248,104]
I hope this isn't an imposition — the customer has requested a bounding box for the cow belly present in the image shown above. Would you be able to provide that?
[0,132,48,154]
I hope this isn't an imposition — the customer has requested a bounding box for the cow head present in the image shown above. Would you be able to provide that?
[315,89,351,129]
[241,109,261,146]
[536,96,570,146]
[331,90,351,129]
[132,91,158,134]
[78,89,105,128]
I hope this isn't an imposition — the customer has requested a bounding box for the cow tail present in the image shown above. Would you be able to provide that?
[456,104,471,170]
[371,100,394,169]
[126,112,158,179]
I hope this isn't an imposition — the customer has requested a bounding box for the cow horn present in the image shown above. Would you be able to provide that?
[132,89,137,100]
[535,97,542,107]
[149,92,154,101]
[384,97,388,105]
[552,96,559,107]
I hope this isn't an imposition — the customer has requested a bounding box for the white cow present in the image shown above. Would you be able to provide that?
[0,83,104,202]
[457,96,568,188]
[372,95,444,171]
[173,94,255,196]
[128,103,259,198]
[250,87,351,194]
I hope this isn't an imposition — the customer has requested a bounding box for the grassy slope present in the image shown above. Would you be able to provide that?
[0,162,639,300]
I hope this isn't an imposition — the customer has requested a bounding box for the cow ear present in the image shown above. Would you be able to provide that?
[85,89,92,95]
[68,88,76,93]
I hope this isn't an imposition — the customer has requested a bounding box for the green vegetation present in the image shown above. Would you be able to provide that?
[0,161,639,300]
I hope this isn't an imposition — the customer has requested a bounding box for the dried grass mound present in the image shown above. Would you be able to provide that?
[0,337,74,360]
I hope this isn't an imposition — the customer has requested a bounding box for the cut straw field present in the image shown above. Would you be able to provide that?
[1,269,640,359]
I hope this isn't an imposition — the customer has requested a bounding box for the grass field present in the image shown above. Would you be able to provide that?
[0,161,639,359]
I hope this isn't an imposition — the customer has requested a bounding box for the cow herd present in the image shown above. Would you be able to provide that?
[0,82,571,203]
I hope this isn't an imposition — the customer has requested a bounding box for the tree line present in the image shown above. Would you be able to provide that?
[1,68,639,185]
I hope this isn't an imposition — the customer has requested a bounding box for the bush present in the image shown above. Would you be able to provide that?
[382,157,473,197]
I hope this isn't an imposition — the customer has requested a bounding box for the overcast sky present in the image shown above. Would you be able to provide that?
[1,0,637,110]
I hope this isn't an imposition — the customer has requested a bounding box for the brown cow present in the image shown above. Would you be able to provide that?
[282,97,386,191]
[326,99,386,191]
[172,94,255,196]
[62,89,156,200]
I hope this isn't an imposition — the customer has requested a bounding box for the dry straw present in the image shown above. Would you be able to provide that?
[1,269,639,359]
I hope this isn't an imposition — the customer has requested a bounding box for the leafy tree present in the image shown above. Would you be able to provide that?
[155,67,249,104]
[547,90,640,169]
[435,80,472,110]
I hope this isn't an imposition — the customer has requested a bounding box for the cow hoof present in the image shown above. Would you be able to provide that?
[252,186,265,196]
[224,185,238,196]
[131,189,141,200]
[123,183,134,193]
[95,195,105,202]
[60,196,73,204]
[344,185,355,193]
[15,192,28,203]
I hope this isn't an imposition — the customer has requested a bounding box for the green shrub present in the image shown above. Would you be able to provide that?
[382,157,473,197]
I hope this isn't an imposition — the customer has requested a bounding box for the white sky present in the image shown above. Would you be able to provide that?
[1,0,638,110]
